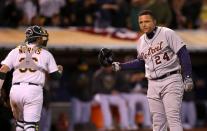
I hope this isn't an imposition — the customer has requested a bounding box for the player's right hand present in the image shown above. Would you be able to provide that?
[184,77,193,92]
[112,62,121,72]
[58,65,63,74]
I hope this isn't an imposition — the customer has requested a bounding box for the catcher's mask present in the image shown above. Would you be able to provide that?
[25,25,49,47]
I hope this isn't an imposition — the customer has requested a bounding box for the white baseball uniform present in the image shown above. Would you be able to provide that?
[1,44,58,128]
[137,27,185,131]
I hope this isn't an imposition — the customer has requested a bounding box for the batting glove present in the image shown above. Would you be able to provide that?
[112,62,121,72]
[184,77,194,92]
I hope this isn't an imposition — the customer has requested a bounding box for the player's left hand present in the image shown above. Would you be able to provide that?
[184,77,194,92]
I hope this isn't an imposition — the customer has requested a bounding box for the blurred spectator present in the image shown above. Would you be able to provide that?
[0,0,204,29]
[169,0,187,29]
[182,0,202,29]
[147,0,172,27]
[0,0,23,27]
[110,0,130,28]
[95,0,123,28]
[195,78,207,100]
[55,112,70,131]
[74,0,98,27]
[116,71,152,130]
[0,90,13,131]
[39,0,65,26]
[50,78,68,101]
[193,69,207,101]
[0,0,6,25]
[30,15,45,26]
[16,0,39,26]
[69,58,94,131]
[59,0,77,27]
[116,55,151,129]
[0,68,13,131]
[39,84,52,131]
[128,0,150,31]
[51,14,62,27]
[194,75,207,126]
[181,91,197,129]
[49,67,70,102]
[199,0,207,29]
[92,66,130,130]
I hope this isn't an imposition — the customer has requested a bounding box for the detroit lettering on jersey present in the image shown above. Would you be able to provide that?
[137,27,185,79]
[141,41,163,60]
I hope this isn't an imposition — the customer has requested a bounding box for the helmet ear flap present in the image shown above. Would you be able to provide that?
[25,27,36,43]
[25,27,33,38]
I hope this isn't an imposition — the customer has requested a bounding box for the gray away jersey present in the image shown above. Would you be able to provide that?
[137,27,185,79]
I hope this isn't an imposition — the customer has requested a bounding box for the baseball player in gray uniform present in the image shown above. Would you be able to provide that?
[112,10,194,131]
[0,25,63,131]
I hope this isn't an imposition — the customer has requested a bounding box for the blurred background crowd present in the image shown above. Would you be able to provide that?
[0,0,207,131]
[0,0,207,30]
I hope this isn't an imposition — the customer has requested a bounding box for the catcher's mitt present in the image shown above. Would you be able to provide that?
[98,48,114,67]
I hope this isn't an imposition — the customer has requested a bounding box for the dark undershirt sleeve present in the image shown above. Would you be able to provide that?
[120,59,145,71]
[177,45,192,78]
[49,71,62,80]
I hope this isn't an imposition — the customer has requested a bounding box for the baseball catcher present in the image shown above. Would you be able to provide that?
[0,25,63,131]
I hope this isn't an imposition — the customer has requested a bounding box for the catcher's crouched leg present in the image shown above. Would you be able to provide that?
[24,121,39,131]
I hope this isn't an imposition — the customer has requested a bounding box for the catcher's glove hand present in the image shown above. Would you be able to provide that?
[98,48,114,67]
[184,77,194,92]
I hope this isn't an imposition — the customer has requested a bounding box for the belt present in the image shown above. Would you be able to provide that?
[151,70,180,80]
[13,82,39,86]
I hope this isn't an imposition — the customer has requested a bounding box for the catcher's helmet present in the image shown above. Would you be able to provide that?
[25,25,49,47]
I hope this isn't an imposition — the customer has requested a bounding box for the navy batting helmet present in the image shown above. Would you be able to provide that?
[25,25,49,47]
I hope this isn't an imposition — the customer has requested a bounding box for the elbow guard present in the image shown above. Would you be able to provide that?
[49,71,62,80]
[0,72,6,90]
[0,72,6,80]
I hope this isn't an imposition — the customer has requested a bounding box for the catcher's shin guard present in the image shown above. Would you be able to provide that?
[16,120,24,131]
[24,121,39,131]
